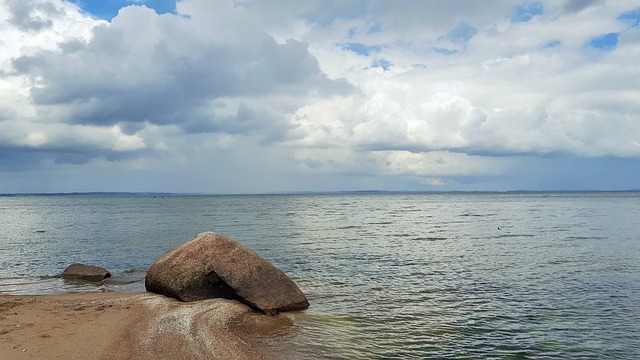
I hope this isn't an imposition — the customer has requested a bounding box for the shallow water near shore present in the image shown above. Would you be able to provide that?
[1,192,639,358]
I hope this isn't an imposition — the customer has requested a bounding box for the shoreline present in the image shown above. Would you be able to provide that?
[0,292,297,359]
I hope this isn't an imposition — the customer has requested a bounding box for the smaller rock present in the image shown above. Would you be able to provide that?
[61,263,111,282]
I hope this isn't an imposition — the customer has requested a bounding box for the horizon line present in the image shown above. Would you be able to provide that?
[1,189,639,197]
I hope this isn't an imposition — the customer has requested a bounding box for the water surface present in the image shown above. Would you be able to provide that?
[1,192,639,358]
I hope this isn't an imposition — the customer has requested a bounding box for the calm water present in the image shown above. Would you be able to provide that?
[1,192,639,359]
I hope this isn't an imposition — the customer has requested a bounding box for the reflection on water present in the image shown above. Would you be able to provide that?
[1,192,640,358]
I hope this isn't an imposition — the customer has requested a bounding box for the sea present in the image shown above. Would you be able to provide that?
[0,192,639,359]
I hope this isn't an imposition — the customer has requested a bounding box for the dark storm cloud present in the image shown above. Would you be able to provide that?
[0,144,147,171]
[178,103,295,144]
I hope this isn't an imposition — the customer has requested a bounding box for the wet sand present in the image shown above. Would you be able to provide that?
[0,292,296,359]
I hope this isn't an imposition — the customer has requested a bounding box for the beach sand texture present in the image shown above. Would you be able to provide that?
[0,292,295,359]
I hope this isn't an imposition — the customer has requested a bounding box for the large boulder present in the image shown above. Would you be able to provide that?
[61,263,111,282]
[145,232,309,315]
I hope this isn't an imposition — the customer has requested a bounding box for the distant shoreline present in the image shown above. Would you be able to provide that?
[1,189,639,197]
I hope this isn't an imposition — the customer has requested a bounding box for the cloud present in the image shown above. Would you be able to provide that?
[1,0,639,192]
[5,0,58,31]
[561,0,601,15]
[10,4,349,128]
[270,0,640,187]
[1,0,350,168]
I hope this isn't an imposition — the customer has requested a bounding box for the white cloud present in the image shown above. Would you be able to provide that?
[371,150,509,177]
[286,0,640,160]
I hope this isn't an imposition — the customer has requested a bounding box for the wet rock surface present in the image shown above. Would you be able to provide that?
[145,232,309,314]
[61,263,111,282]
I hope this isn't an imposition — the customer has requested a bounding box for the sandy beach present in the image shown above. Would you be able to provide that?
[0,292,296,360]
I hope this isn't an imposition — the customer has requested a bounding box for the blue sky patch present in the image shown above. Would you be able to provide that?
[512,2,543,23]
[367,23,382,34]
[543,40,561,48]
[372,59,392,70]
[432,47,459,55]
[617,8,640,28]
[587,32,619,51]
[342,42,382,56]
[442,23,477,43]
[69,0,177,20]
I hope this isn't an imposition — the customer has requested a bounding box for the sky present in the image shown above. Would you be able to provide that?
[0,0,639,194]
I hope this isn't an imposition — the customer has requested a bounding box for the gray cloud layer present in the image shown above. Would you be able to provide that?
[10,5,350,131]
